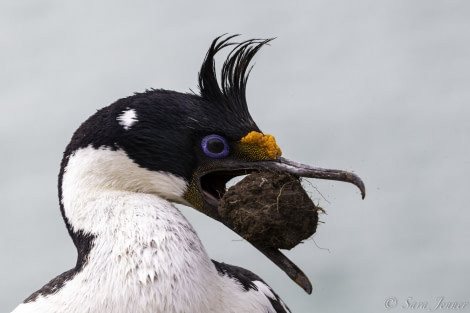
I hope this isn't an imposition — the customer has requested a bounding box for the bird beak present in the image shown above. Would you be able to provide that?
[185,156,365,294]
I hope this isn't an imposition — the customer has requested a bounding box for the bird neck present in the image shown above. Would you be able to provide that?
[45,145,220,312]
[30,190,219,313]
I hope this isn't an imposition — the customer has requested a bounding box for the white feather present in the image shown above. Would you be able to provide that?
[12,146,281,313]
[117,108,138,130]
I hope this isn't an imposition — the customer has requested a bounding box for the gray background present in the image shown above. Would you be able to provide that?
[1,1,469,312]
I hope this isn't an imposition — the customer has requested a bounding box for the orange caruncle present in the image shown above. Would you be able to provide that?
[240,131,282,160]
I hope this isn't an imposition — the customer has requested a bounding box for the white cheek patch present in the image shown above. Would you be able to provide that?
[61,146,190,233]
[117,108,138,130]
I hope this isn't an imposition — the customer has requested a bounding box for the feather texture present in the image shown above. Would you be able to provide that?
[198,35,274,123]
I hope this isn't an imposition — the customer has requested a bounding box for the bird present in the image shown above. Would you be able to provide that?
[11,35,365,313]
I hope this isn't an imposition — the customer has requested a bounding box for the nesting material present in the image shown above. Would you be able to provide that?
[218,171,324,250]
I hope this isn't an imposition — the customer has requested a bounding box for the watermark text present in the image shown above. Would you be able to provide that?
[384,297,469,311]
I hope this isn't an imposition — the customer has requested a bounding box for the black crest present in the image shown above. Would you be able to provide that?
[198,35,274,121]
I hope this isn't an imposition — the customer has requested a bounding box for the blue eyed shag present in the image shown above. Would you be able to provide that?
[11,35,365,313]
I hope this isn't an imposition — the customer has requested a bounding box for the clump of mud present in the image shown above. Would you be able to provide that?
[218,171,324,250]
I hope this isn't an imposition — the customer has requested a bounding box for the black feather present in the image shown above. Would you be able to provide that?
[198,35,274,124]
[212,260,291,313]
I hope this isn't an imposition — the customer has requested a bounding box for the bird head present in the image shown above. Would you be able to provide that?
[58,35,365,293]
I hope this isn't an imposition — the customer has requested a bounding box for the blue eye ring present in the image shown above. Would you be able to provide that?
[201,134,230,159]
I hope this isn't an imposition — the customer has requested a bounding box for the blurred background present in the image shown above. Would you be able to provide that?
[1,1,469,312]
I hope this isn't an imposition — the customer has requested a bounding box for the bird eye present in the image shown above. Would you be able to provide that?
[201,134,230,158]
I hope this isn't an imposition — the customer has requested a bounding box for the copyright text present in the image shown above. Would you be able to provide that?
[384,297,469,311]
